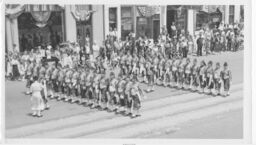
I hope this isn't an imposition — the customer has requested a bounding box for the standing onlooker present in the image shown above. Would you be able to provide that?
[11,55,20,81]
[197,33,204,56]
[170,22,177,38]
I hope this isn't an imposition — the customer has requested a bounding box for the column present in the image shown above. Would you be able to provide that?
[133,6,137,35]
[193,10,197,35]
[61,10,66,42]
[64,5,77,43]
[225,5,229,24]
[234,5,241,23]
[11,18,19,52]
[5,17,13,52]
[92,5,104,45]
[117,6,121,40]
[187,9,194,35]
[160,6,167,31]
[104,5,109,38]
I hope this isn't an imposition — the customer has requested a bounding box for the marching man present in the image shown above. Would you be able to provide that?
[221,62,232,97]
[213,62,222,96]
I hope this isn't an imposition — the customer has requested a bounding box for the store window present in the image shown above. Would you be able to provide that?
[176,8,187,32]
[137,17,154,39]
[109,8,117,31]
[121,6,134,40]
[240,5,244,23]
[196,12,208,30]
[229,5,235,24]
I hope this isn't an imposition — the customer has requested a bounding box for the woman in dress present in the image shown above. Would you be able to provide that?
[30,76,44,117]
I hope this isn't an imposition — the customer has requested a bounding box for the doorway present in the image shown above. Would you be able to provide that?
[153,20,160,42]
[166,9,176,35]
[76,19,92,49]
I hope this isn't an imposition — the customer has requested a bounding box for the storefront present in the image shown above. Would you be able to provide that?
[18,5,64,52]
[5,4,64,52]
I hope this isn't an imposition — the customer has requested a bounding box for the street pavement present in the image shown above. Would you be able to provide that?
[5,50,243,139]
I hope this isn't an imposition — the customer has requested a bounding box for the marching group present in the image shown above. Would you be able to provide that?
[5,23,238,118]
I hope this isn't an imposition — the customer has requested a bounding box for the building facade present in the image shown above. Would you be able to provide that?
[5,4,244,52]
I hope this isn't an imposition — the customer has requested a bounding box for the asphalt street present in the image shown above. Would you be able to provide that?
[5,50,243,138]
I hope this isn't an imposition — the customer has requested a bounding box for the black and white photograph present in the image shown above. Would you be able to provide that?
[2,0,252,142]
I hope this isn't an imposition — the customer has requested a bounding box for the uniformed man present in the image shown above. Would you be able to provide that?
[79,68,87,104]
[99,74,107,109]
[116,74,126,113]
[130,79,143,118]
[124,78,133,115]
[198,60,207,93]
[107,72,118,111]
[184,58,191,90]
[213,62,222,96]
[221,62,232,96]
[71,68,80,103]
[51,64,59,99]
[91,73,101,108]
[57,65,65,101]
[205,61,214,94]
[190,58,199,91]
[25,61,34,94]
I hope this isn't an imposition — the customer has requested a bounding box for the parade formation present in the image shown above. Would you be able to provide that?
[5,21,242,119]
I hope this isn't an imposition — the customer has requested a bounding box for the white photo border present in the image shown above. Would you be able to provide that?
[0,0,252,144]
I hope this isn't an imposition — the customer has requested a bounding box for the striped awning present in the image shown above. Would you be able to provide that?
[24,4,63,12]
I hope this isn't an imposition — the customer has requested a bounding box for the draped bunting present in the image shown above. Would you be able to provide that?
[30,11,51,28]
[71,5,95,22]
[201,5,224,13]
[137,6,160,17]
[24,4,63,12]
[5,4,25,19]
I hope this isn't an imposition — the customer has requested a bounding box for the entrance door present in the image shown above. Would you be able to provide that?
[166,10,176,35]
[77,21,92,49]
[153,20,160,42]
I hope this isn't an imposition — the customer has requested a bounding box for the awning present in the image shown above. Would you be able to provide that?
[137,6,160,17]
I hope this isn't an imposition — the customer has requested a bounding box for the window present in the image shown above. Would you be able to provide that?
[229,5,235,24]
[109,8,117,31]
[121,6,134,40]
[240,5,244,22]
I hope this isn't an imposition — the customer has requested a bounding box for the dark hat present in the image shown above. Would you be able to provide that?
[224,62,228,66]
